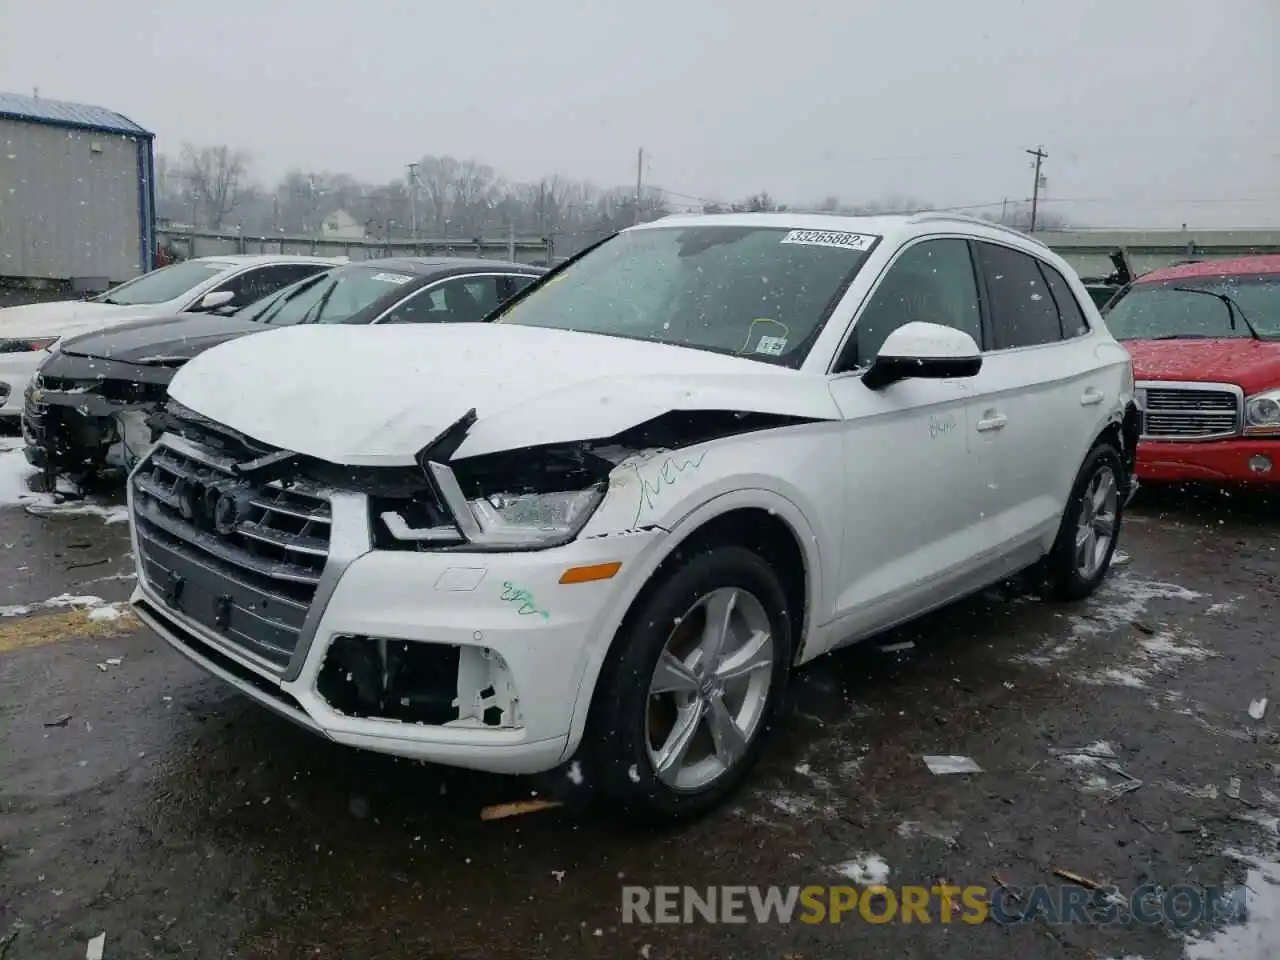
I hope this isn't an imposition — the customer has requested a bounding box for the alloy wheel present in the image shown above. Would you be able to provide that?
[644,587,776,792]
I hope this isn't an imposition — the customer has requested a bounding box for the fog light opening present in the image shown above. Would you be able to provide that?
[316,635,520,728]
[1248,454,1273,475]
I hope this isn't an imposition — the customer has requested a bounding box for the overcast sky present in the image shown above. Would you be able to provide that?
[1,0,1276,229]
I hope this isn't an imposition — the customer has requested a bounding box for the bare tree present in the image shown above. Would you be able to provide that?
[176,144,250,229]
[414,155,461,234]
[162,139,1086,259]
[983,201,1070,231]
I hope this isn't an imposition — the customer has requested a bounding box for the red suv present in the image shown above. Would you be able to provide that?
[1104,255,1280,485]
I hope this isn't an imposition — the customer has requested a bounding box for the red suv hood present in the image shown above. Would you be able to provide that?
[1123,338,1280,395]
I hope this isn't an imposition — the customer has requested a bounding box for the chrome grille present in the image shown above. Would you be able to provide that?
[1139,383,1242,441]
[131,438,332,669]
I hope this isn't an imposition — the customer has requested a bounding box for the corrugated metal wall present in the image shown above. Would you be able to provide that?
[0,117,143,283]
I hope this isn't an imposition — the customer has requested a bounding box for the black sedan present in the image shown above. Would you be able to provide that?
[23,257,545,484]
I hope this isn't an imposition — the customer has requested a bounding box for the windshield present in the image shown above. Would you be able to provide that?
[495,225,877,366]
[258,266,416,325]
[94,260,232,306]
[1105,275,1280,341]
[233,271,333,322]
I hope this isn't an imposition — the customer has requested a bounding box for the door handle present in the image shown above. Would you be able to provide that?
[1081,388,1105,406]
[976,413,1007,432]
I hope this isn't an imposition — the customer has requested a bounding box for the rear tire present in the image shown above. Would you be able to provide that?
[1040,441,1125,601]
[589,545,793,823]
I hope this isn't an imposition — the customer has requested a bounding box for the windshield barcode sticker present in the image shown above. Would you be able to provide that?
[371,272,412,284]
[780,230,877,251]
[755,335,788,356]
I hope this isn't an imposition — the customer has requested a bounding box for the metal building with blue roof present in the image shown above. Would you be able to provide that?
[0,91,155,285]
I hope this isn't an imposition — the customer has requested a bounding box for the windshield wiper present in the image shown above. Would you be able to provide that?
[1169,286,1262,340]
[97,296,122,305]
[299,283,339,324]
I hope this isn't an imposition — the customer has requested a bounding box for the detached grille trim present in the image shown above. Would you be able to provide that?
[1136,380,1244,442]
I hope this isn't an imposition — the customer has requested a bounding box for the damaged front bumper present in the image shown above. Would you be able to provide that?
[22,354,168,475]
[127,435,667,774]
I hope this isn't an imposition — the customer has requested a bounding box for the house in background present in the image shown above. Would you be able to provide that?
[321,208,366,240]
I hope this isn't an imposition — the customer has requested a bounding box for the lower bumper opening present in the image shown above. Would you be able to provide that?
[317,635,519,729]
[135,595,307,715]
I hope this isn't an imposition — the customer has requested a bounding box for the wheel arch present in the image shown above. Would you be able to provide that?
[561,487,823,760]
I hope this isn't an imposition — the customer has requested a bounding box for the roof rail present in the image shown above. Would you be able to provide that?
[906,211,1049,249]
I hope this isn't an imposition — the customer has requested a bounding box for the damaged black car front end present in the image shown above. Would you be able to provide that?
[23,316,262,483]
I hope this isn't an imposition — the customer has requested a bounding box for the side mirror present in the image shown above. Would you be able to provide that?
[196,290,235,312]
[861,321,982,391]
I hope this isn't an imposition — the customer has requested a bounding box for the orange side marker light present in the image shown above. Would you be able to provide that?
[559,562,623,584]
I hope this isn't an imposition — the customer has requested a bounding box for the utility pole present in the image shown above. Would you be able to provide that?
[1026,145,1048,232]
[1000,198,1009,223]
[634,147,644,225]
[406,162,419,243]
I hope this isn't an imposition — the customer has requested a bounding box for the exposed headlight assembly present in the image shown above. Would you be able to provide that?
[431,460,604,549]
[376,460,606,551]
[465,488,606,547]
[1245,387,1280,435]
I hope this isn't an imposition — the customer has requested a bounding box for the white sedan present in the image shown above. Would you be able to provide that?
[0,254,341,420]
[126,212,1138,821]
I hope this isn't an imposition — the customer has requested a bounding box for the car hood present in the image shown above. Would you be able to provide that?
[0,301,162,339]
[1123,338,1280,395]
[168,323,841,466]
[60,313,264,364]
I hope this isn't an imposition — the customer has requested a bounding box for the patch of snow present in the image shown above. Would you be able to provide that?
[766,791,818,817]
[44,594,106,609]
[895,820,959,846]
[1077,628,1213,689]
[1015,575,1203,668]
[1185,850,1280,959]
[1056,740,1118,761]
[833,853,890,885]
[2,593,114,617]
[1206,596,1245,616]
[0,443,40,506]
[0,447,126,523]
[1164,782,1221,800]
[1079,773,1117,793]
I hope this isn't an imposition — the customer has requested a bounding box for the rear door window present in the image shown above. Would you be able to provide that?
[975,242,1065,349]
[382,276,518,324]
[1040,262,1090,339]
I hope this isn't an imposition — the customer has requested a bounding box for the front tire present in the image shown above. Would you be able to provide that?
[1041,441,1125,601]
[589,545,793,823]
